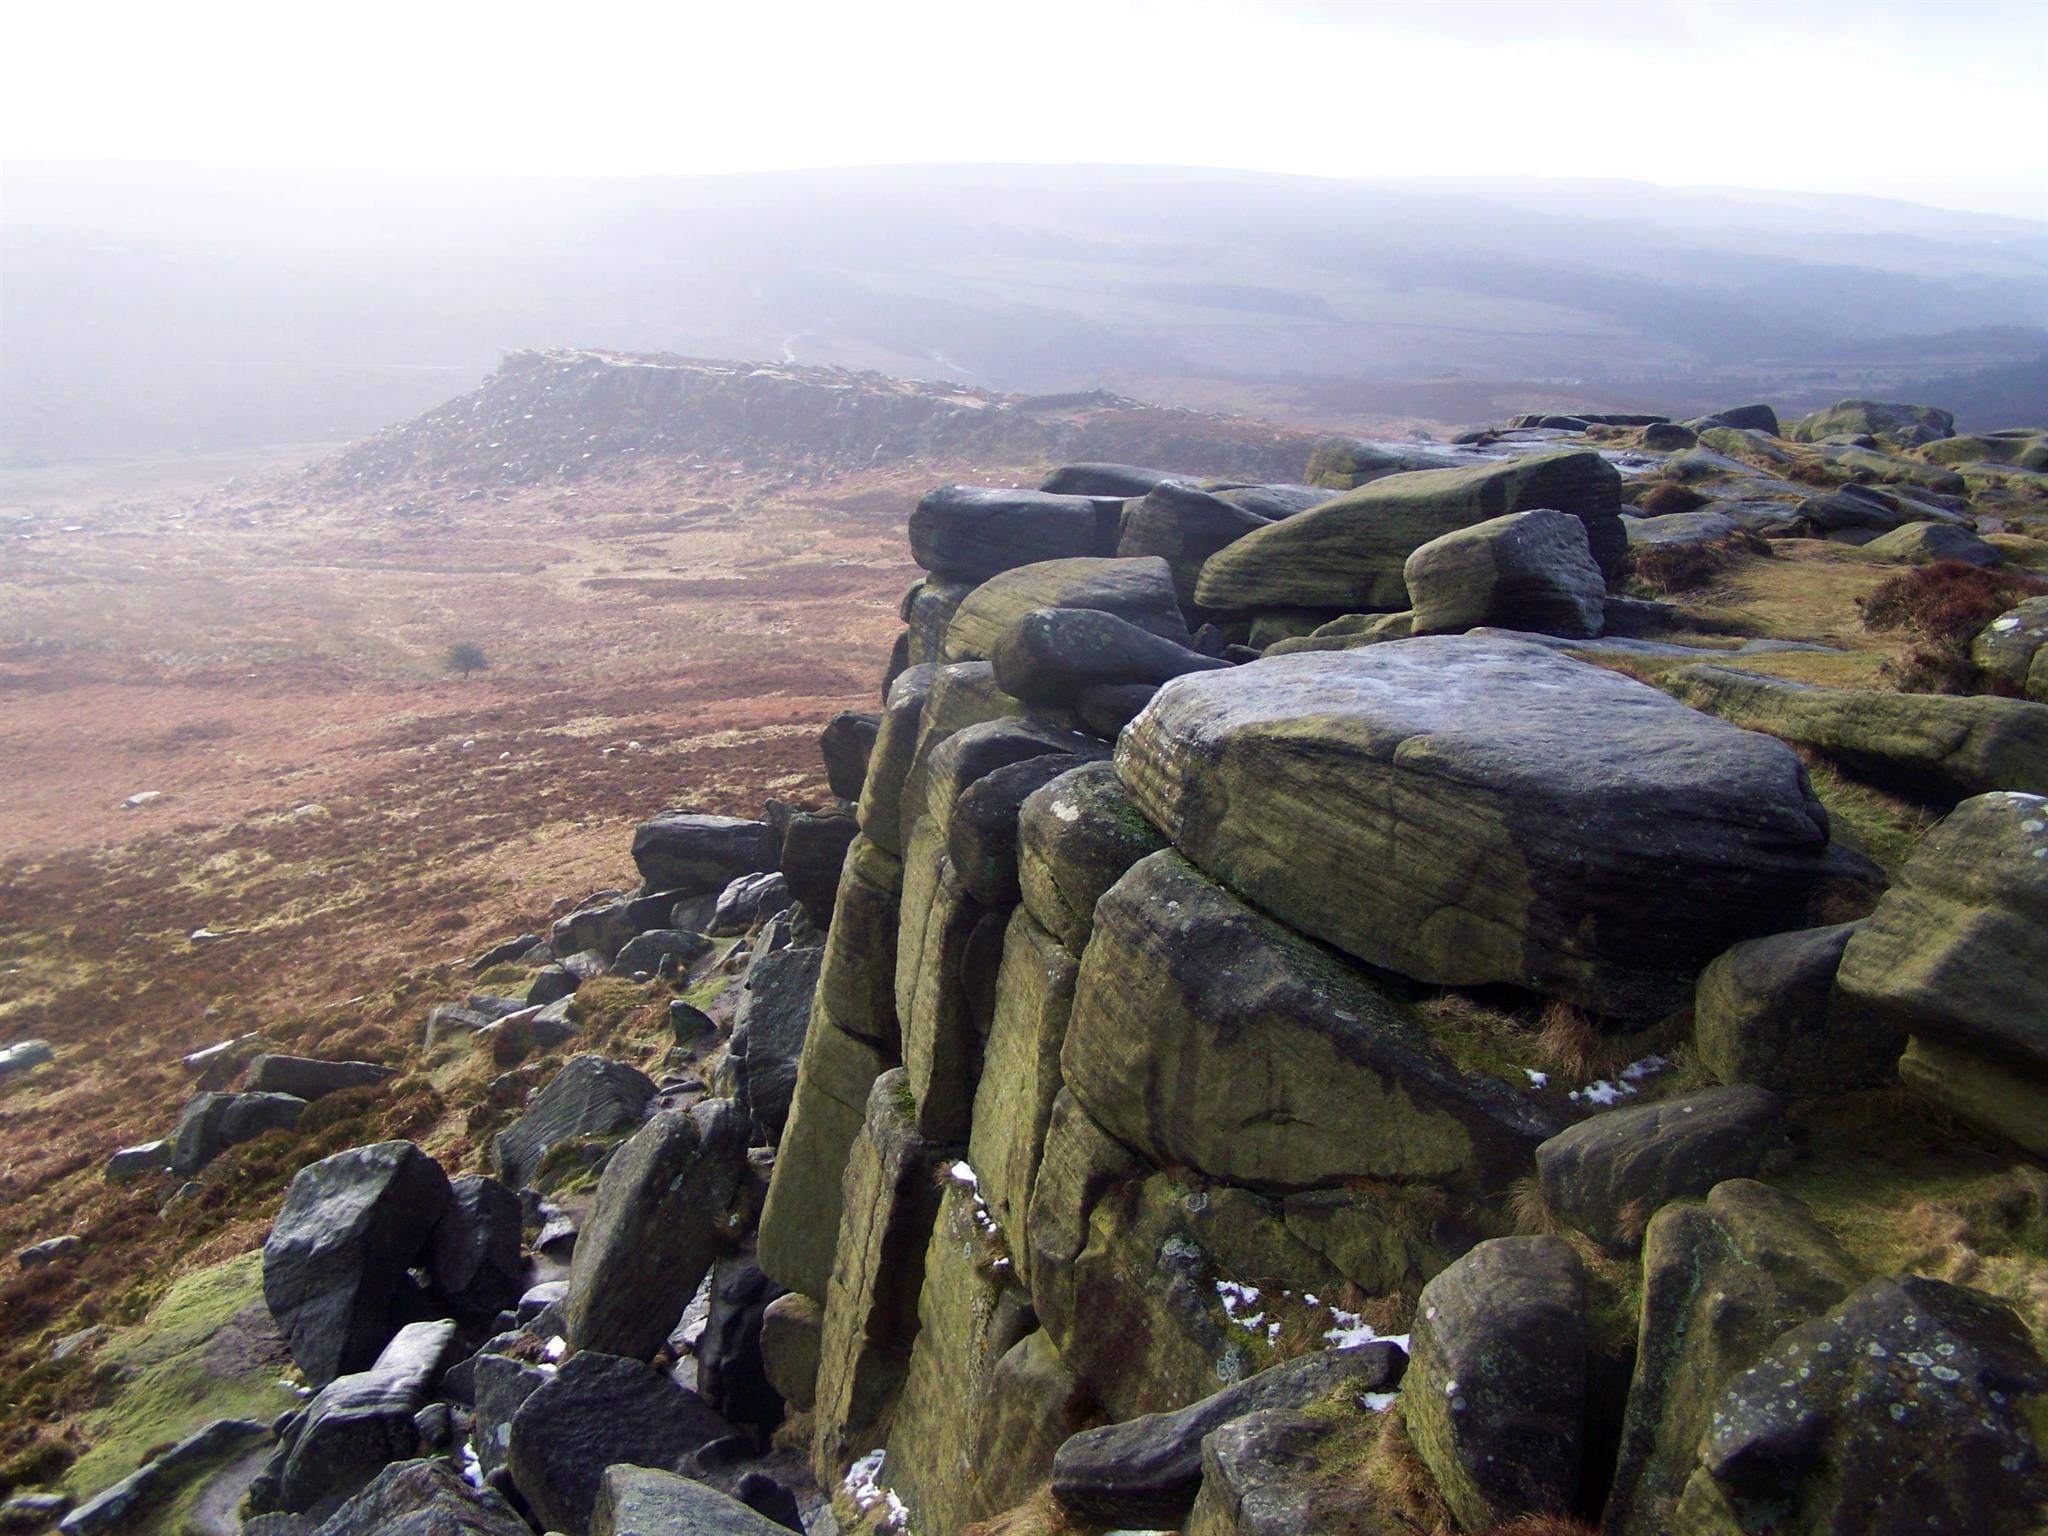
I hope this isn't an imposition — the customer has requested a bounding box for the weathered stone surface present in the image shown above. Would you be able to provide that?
[1117,481,1273,606]
[705,874,785,937]
[551,897,637,962]
[1066,851,1554,1192]
[249,1320,456,1519]
[471,1352,547,1479]
[492,1055,656,1190]
[1279,1184,1462,1298]
[820,711,881,802]
[1214,481,1340,518]
[1303,436,1449,489]
[1405,1236,1586,1531]
[1669,664,2048,799]
[629,813,772,896]
[0,1039,54,1078]
[909,485,1107,583]
[613,927,712,977]
[1536,1087,1787,1252]
[507,1351,732,1536]
[947,753,1093,910]
[778,809,858,923]
[759,1291,822,1412]
[1837,791,2048,1152]
[1052,1344,1405,1527]
[60,1417,269,1536]
[811,834,902,1051]
[1674,1275,2048,1534]
[855,664,935,857]
[904,577,976,666]
[1196,450,1625,610]
[1404,508,1605,637]
[562,1099,750,1360]
[966,911,1078,1269]
[426,1174,523,1317]
[1974,595,2048,702]
[303,1458,528,1536]
[1017,761,1169,951]
[264,1141,451,1387]
[1860,520,2002,566]
[757,1018,891,1301]
[897,855,991,1142]
[893,664,1060,856]
[244,1056,394,1101]
[1625,508,1737,545]
[171,1090,307,1173]
[1076,680,1160,736]
[1040,462,1181,497]
[942,555,1189,663]
[697,1248,788,1435]
[1693,921,1899,1093]
[731,945,822,1139]
[1787,398,1955,446]
[884,1177,1038,1535]
[811,1069,954,1482]
[991,604,1226,708]
[1023,1090,1143,1368]
[1604,1180,1860,1536]
[1118,639,1873,1017]
[104,1139,172,1181]
[589,1464,796,1536]
[1183,1399,1402,1536]
[969,1330,1097,1519]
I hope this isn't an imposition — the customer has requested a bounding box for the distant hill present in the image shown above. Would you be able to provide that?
[4,160,2044,463]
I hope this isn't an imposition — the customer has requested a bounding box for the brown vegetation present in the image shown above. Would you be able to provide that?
[1634,481,1709,517]
[1858,560,2048,693]
[1625,531,1771,596]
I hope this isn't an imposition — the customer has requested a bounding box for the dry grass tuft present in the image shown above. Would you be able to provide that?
[1626,531,1772,596]
[1507,1175,1556,1237]
[1858,560,2048,694]
[1636,481,1710,517]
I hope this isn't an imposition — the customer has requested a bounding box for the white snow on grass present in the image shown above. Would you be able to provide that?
[1570,1052,1673,1106]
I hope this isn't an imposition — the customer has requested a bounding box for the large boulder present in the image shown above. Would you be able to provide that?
[1117,639,1869,1017]
[247,1320,456,1519]
[264,1141,451,1387]
[1604,1180,1861,1536]
[1404,1236,1587,1531]
[1116,481,1272,607]
[1667,665,2048,799]
[1973,594,2048,701]
[1303,436,1448,489]
[1859,520,2001,566]
[506,1352,732,1535]
[492,1055,657,1190]
[1051,1344,1405,1528]
[589,1465,797,1536]
[305,1457,530,1536]
[562,1099,751,1360]
[426,1173,523,1317]
[756,1019,891,1302]
[244,1056,394,1101]
[629,813,773,895]
[1195,450,1625,611]
[1065,850,1556,1191]
[1040,462,1182,497]
[1692,921,1899,1093]
[778,809,859,923]
[697,1247,788,1436]
[819,711,880,802]
[170,1090,307,1173]
[948,754,1101,910]
[730,944,822,1140]
[1534,1086,1787,1251]
[1673,1275,2048,1533]
[1404,507,1605,637]
[940,555,1188,663]
[1787,398,1956,446]
[856,665,935,857]
[991,605,1225,706]
[908,485,1107,583]
[1836,791,2048,1153]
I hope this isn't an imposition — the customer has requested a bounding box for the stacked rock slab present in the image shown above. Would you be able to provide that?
[1836,791,2048,1154]
[1115,637,1869,1018]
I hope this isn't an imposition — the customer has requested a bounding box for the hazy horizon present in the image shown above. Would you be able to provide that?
[3,0,2044,221]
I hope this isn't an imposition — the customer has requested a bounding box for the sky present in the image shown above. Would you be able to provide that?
[3,0,2044,220]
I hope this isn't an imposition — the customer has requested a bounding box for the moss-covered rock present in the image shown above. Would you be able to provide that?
[1403,508,1604,637]
[1118,639,1867,1017]
[1973,595,2048,702]
[1117,482,1273,607]
[1666,664,2048,800]
[1016,761,1168,953]
[1604,1180,1861,1536]
[1195,450,1625,611]
[855,665,936,858]
[1787,399,1956,447]
[941,556,1188,663]
[1693,921,1900,1094]
[757,1017,892,1301]
[1064,851,1554,1192]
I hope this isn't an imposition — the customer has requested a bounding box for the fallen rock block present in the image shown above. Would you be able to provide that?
[820,711,881,802]
[60,1417,269,1536]
[302,1456,529,1536]
[992,605,1226,705]
[629,812,773,896]
[908,485,1107,583]
[426,1173,523,1317]
[590,1464,798,1536]
[492,1054,656,1190]
[244,1056,394,1101]
[1404,507,1605,637]
[170,1090,307,1173]
[1693,921,1898,1093]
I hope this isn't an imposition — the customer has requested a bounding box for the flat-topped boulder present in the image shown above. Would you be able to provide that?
[1787,398,1955,446]
[1195,449,1624,611]
[1974,595,2048,701]
[1116,638,1867,1017]
[629,813,773,895]
[1858,520,2001,566]
[940,555,1187,662]
[909,485,1108,582]
[992,605,1225,706]
[1116,481,1273,607]
[492,1055,657,1190]
[1039,462,1183,497]
[244,1056,394,1101]
[1667,665,2048,799]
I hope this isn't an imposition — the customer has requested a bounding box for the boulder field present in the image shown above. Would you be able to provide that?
[40,402,2048,1536]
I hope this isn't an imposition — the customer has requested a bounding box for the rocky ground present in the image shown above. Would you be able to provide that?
[3,373,2046,1535]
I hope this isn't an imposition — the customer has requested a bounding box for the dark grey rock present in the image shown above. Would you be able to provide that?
[630,813,774,896]
[562,1099,751,1360]
[1039,463,1182,498]
[1537,1086,1786,1252]
[506,1351,734,1535]
[613,927,712,977]
[263,1141,452,1387]
[471,1352,548,1479]
[697,1248,788,1437]
[909,484,1108,582]
[0,1040,54,1078]
[1051,1344,1404,1526]
[1116,480,1271,607]
[1693,921,1899,1093]
[1075,681,1159,738]
[550,897,636,962]
[104,1139,172,1181]
[170,1091,307,1174]
[779,810,860,924]
[709,873,788,937]
[307,1457,528,1536]
[426,1174,523,1318]
[732,947,822,1141]
[820,712,881,802]
[993,605,1228,706]
[19,1235,81,1268]
[492,1055,657,1190]
[244,1056,394,1101]
[589,1464,797,1536]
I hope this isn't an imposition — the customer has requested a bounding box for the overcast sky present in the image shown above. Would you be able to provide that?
[4,0,2043,220]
